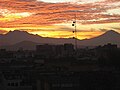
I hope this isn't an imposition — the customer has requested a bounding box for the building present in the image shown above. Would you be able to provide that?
[36,43,74,58]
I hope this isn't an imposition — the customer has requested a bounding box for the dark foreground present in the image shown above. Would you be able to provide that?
[0,43,120,90]
[1,66,120,90]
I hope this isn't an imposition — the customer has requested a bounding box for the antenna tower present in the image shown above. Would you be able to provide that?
[72,13,77,50]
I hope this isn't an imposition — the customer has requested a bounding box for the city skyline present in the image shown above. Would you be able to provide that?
[0,0,120,39]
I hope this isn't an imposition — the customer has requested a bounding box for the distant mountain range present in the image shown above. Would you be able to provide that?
[0,30,120,50]
[0,30,74,45]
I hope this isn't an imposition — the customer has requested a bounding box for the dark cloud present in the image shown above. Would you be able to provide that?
[99,28,109,32]
[111,27,120,30]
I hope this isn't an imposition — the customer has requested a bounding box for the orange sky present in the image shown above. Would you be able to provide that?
[0,0,120,39]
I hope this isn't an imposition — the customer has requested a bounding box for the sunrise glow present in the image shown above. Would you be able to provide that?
[0,0,120,39]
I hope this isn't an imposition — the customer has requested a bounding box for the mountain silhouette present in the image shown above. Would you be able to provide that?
[0,34,3,37]
[0,30,120,50]
[79,30,120,46]
[0,30,41,46]
[1,41,39,51]
[0,30,74,46]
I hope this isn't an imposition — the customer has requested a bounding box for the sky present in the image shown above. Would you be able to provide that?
[0,0,120,39]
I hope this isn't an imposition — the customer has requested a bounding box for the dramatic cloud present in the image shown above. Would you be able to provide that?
[0,0,120,39]
[37,0,74,3]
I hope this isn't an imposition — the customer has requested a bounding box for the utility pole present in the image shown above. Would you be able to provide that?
[72,13,77,50]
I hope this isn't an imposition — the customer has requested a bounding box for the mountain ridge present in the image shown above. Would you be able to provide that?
[0,30,75,46]
[78,30,120,46]
[0,30,120,50]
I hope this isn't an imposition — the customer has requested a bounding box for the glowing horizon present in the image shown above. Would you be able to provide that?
[0,0,120,40]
